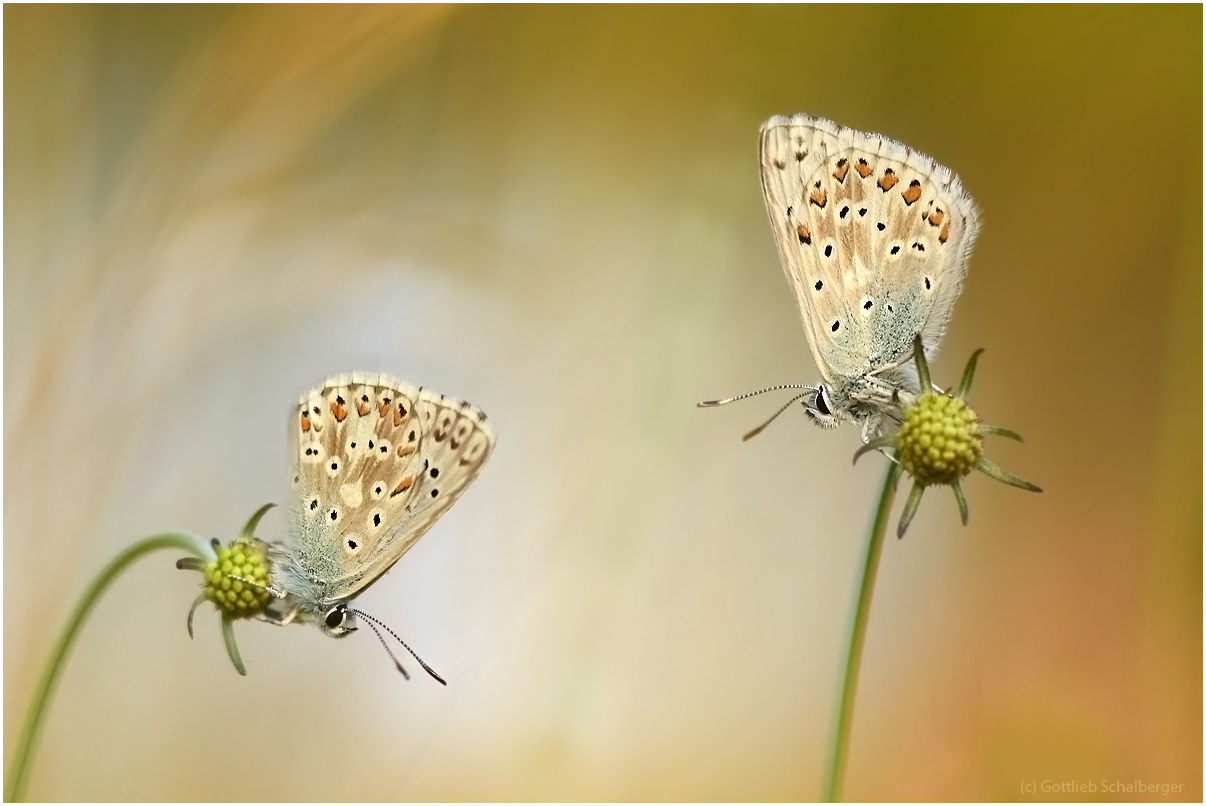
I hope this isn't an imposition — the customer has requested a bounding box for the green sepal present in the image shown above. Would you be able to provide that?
[952,480,970,526]
[221,615,247,676]
[187,592,207,639]
[852,434,899,466]
[979,424,1023,442]
[897,480,926,539]
[956,348,985,399]
[240,502,276,541]
[912,334,931,394]
[890,460,903,491]
[975,457,1042,493]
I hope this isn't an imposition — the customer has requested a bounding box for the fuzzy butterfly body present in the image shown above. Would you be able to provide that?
[757,114,979,435]
[265,372,495,636]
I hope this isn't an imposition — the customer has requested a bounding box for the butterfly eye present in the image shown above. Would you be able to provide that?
[324,606,347,630]
[814,389,832,417]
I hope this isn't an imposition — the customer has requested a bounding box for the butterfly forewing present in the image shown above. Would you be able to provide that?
[760,114,979,383]
[287,373,495,603]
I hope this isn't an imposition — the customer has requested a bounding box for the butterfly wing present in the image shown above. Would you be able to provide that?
[285,373,495,606]
[759,114,979,383]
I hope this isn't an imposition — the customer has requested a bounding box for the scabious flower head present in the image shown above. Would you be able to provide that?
[177,503,278,675]
[896,392,982,485]
[202,540,271,617]
[854,336,1040,538]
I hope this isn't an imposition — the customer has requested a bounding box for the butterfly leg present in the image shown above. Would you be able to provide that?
[261,594,302,627]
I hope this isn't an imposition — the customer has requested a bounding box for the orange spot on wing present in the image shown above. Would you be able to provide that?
[877,169,898,192]
[928,209,945,228]
[833,159,849,183]
[300,414,311,432]
[809,188,827,208]
[378,403,390,418]
[357,401,370,416]
[390,476,414,497]
[855,158,872,178]
[939,222,951,243]
[330,401,347,422]
[397,445,415,458]
[393,406,404,427]
[796,224,812,245]
[901,180,922,206]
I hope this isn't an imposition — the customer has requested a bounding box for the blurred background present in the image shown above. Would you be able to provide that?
[4,5,1200,801]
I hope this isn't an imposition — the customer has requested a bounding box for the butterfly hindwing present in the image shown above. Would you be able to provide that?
[394,391,495,561]
[286,373,495,604]
[760,114,979,382]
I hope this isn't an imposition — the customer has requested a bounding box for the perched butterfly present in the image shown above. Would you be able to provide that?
[702,114,979,440]
[262,373,494,663]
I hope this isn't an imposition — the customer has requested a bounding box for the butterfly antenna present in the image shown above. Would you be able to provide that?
[358,616,410,680]
[698,383,815,408]
[742,391,812,441]
[351,608,447,685]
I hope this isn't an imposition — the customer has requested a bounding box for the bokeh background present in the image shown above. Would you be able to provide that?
[5,5,1201,801]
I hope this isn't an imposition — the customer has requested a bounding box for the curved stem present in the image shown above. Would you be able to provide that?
[822,462,899,802]
[6,532,214,802]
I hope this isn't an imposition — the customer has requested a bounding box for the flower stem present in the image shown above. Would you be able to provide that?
[822,462,900,802]
[5,532,214,803]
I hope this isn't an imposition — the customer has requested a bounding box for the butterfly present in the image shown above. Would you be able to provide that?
[262,373,495,653]
[702,114,979,440]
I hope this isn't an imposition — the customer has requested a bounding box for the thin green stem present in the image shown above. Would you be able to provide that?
[6,532,214,803]
[822,462,899,802]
